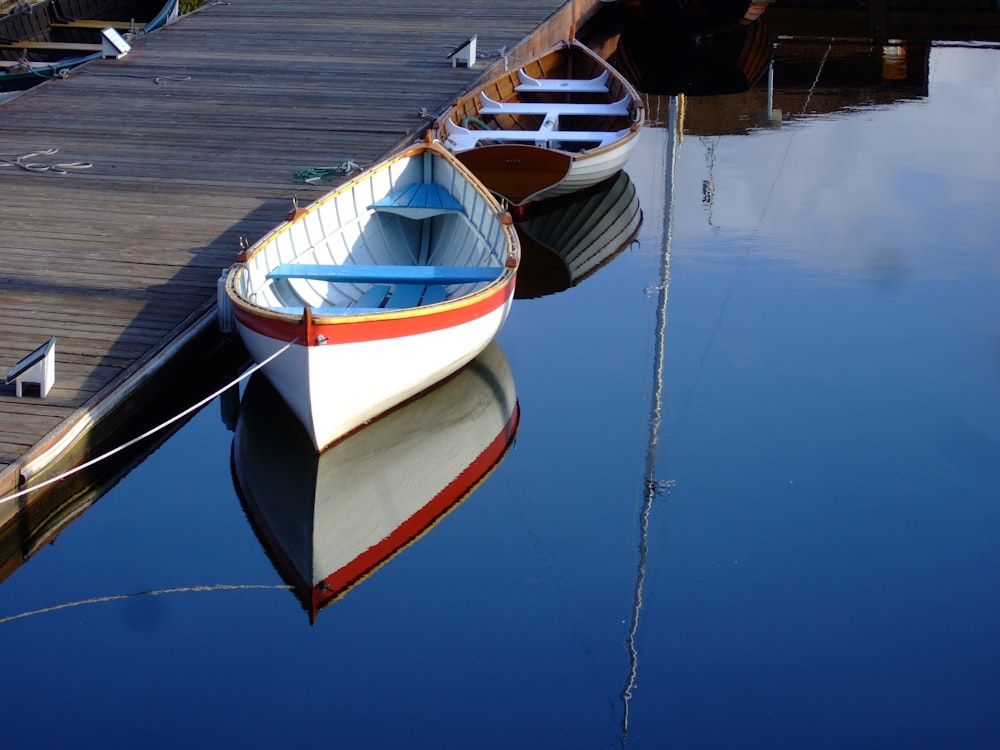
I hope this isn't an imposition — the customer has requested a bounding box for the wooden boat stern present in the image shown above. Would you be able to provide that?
[455,144,573,207]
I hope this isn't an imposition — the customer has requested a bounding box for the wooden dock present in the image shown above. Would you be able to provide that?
[0,0,606,511]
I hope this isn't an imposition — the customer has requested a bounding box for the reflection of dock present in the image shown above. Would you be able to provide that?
[610,1,995,139]
[612,18,773,96]
[767,1,1000,43]
[651,35,932,137]
[232,343,519,623]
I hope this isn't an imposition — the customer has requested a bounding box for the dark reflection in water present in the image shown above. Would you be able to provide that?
[612,18,773,96]
[514,170,642,299]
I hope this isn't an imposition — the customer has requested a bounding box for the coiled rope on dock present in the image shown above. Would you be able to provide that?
[0,147,92,174]
[292,160,362,184]
[0,340,295,508]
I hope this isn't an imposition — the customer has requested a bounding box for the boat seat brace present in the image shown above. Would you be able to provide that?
[515,69,611,93]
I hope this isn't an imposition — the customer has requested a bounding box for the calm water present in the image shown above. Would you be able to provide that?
[2,37,999,749]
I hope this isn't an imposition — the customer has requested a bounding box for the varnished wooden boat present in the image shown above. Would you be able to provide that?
[436,36,644,207]
[223,137,520,453]
[232,342,520,623]
[0,0,178,91]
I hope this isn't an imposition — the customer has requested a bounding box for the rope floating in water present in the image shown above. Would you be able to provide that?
[0,584,291,625]
[0,340,296,508]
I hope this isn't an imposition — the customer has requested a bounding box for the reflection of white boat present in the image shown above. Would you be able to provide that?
[232,342,519,623]
[514,170,642,299]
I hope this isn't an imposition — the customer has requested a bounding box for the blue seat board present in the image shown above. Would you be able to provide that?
[383,284,425,310]
[268,282,450,317]
[267,263,500,284]
[370,182,464,213]
[420,285,447,305]
[355,284,391,309]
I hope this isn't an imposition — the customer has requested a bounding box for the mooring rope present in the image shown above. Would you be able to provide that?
[0,340,295,508]
[292,161,362,184]
[154,75,192,84]
[0,583,290,625]
[77,70,193,84]
[0,147,92,174]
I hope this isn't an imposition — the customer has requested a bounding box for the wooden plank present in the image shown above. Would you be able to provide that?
[0,61,52,69]
[0,42,103,52]
[50,20,147,30]
[384,285,426,310]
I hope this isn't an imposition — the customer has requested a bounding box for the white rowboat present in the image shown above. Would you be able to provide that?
[224,138,519,452]
[436,36,644,209]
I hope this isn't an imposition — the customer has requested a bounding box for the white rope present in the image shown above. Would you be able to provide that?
[0,583,290,625]
[0,340,295,508]
[0,147,92,174]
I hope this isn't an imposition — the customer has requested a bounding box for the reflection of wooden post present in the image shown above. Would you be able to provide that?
[220,382,241,432]
[868,0,887,36]
[760,52,782,126]
[882,41,907,81]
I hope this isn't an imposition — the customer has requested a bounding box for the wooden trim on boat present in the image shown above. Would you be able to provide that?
[50,20,148,30]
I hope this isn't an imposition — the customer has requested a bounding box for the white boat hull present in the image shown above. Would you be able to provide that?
[235,296,512,451]
[533,132,641,202]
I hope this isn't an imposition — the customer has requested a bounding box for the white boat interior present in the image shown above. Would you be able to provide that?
[233,148,510,316]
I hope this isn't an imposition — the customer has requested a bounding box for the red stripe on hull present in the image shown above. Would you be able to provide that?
[310,401,521,617]
[233,276,516,346]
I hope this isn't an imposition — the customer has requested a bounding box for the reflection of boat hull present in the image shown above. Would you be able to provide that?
[437,38,644,206]
[514,170,642,299]
[232,342,519,622]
